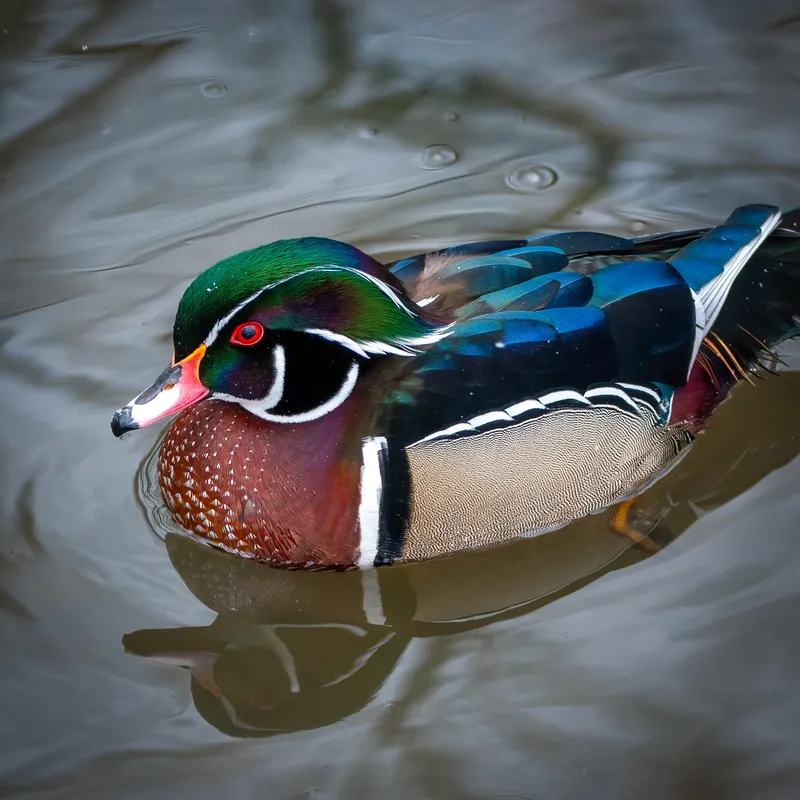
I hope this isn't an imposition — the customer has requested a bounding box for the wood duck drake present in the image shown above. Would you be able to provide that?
[112,204,800,568]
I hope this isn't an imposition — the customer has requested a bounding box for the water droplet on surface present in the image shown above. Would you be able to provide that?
[201,80,228,99]
[505,164,558,192]
[358,126,378,138]
[630,220,646,233]
[248,25,257,37]
[444,111,459,121]
[420,144,458,170]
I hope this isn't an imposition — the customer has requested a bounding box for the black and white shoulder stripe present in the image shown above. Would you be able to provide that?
[357,436,410,568]
[410,382,672,446]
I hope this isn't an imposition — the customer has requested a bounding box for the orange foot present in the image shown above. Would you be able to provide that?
[609,497,661,554]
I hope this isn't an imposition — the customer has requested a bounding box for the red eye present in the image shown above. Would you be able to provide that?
[230,321,264,346]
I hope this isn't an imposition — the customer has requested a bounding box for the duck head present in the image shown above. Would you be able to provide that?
[111,237,445,436]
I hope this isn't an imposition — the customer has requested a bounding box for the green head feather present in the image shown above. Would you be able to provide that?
[173,237,444,360]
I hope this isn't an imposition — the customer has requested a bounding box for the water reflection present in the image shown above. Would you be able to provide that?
[3,0,800,794]
[125,536,410,737]
[125,369,800,736]
[123,528,633,738]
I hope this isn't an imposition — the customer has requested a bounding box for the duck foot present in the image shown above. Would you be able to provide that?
[609,497,661,554]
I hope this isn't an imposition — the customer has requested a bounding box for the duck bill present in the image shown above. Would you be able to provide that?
[111,345,209,438]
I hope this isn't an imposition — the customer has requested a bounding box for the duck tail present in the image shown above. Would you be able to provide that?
[671,207,800,425]
[710,206,800,368]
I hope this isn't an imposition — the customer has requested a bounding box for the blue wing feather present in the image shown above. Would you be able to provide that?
[388,239,526,284]
[531,306,607,335]
[587,260,685,307]
[525,231,634,255]
[667,207,777,294]
[453,312,556,350]
[470,272,593,315]
[457,278,560,319]
[435,255,534,295]
[538,273,593,308]
[485,245,570,274]
[379,204,790,446]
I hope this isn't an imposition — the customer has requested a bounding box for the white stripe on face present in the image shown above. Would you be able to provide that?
[202,265,451,352]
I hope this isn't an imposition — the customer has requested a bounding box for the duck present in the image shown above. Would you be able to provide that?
[111,204,800,569]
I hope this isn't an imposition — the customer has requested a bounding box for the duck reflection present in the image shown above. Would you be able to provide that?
[125,538,410,736]
[124,370,800,737]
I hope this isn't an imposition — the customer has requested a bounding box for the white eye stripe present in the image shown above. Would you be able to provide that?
[304,328,371,358]
[202,265,449,351]
[205,287,270,349]
[303,327,450,357]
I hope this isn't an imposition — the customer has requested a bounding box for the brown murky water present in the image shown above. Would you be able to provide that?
[2,1,800,798]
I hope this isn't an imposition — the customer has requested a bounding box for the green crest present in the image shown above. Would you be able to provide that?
[173,237,446,359]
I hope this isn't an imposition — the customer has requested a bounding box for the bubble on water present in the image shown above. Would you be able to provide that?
[444,111,460,121]
[248,25,258,37]
[630,220,647,233]
[505,164,558,192]
[358,126,378,138]
[81,44,88,52]
[201,80,228,99]
[420,144,458,170]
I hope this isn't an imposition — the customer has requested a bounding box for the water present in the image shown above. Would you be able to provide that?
[1,1,800,797]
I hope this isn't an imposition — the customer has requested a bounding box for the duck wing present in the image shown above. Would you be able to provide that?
[377,204,794,447]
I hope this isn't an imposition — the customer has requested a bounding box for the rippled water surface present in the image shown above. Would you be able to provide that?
[2,1,800,798]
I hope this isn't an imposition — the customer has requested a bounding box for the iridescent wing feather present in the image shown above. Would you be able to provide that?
[379,205,799,446]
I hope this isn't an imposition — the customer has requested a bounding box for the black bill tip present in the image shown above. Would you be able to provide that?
[111,406,139,438]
